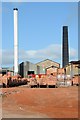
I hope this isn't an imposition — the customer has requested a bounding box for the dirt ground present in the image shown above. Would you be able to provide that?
[1,86,79,118]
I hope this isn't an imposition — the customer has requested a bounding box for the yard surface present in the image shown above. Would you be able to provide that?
[1,86,79,118]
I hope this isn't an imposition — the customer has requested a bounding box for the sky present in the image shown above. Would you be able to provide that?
[2,2,78,68]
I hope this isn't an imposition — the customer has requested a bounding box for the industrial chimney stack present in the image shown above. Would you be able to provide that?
[13,8,18,75]
[62,26,69,68]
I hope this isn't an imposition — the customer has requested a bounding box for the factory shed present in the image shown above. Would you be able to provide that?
[64,60,80,77]
[0,68,13,76]
[66,60,80,76]
[70,60,80,66]
[36,59,60,69]
[18,59,60,78]
[46,66,58,76]
[18,61,42,78]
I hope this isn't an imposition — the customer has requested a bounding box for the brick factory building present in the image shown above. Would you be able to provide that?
[18,59,60,78]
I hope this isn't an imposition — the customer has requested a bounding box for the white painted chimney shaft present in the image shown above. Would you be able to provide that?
[13,8,18,75]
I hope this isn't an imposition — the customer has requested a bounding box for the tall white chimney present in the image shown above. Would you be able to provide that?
[13,8,18,75]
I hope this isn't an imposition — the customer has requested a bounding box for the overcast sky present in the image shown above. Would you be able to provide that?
[2,2,78,67]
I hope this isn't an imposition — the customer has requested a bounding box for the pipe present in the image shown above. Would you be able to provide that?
[13,8,18,75]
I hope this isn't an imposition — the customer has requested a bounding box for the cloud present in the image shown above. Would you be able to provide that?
[1,50,14,66]
[1,44,77,67]
[69,48,77,57]
[69,48,78,60]
[19,44,62,61]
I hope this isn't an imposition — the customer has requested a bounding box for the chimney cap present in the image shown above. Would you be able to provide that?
[13,8,18,11]
[63,26,68,28]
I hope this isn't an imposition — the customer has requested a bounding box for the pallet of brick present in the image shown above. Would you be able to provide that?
[72,76,79,86]
[38,75,47,86]
[65,80,72,86]
[0,74,3,87]
[0,74,2,77]
[29,78,37,87]
[1,75,8,87]
[10,75,22,87]
[47,75,57,86]
[12,74,21,80]
[36,75,39,84]
[21,78,27,85]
